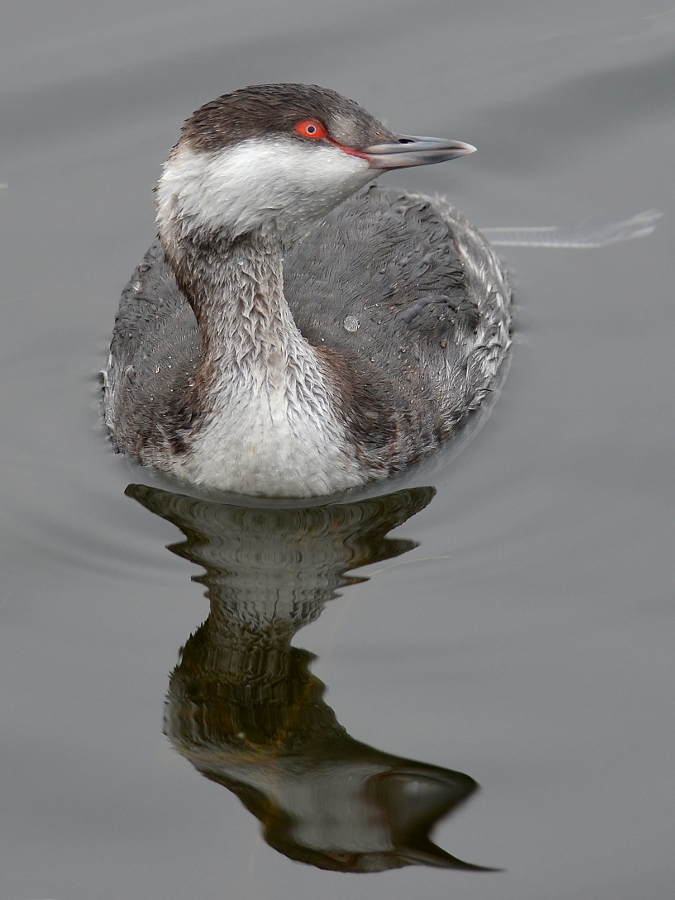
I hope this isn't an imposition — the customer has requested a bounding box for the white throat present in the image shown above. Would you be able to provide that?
[156,136,375,242]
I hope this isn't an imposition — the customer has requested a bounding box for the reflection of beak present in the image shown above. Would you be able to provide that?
[360,134,477,169]
[371,769,502,872]
[401,838,501,872]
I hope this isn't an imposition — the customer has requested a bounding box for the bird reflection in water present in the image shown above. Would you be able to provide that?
[127,482,497,873]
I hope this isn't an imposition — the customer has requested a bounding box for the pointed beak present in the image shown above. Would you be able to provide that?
[360,134,476,169]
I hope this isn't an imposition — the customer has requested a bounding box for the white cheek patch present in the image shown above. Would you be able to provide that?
[157,136,375,239]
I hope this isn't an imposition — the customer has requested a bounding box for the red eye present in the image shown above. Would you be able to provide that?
[294,119,327,139]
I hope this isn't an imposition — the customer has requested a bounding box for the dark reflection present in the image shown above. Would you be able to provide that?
[127,483,495,873]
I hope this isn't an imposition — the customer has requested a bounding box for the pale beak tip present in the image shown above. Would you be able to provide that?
[459,142,477,156]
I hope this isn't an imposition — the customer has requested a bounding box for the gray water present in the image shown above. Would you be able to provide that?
[2,1,675,898]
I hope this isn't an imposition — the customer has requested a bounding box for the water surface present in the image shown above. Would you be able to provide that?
[2,2,674,898]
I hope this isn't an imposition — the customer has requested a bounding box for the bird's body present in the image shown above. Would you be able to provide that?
[104,84,511,497]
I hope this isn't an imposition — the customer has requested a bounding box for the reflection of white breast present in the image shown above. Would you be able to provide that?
[285,763,392,853]
[203,755,394,852]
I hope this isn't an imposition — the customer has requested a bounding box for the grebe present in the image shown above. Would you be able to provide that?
[104,83,511,497]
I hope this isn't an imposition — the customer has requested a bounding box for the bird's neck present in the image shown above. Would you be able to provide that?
[167,227,315,392]
[160,226,369,497]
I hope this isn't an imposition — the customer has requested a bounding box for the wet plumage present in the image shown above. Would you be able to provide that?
[104,85,511,497]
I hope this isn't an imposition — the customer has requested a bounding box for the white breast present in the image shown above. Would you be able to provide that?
[173,349,366,497]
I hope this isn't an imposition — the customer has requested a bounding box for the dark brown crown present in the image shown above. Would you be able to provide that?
[180,83,393,152]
